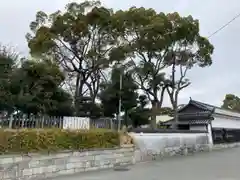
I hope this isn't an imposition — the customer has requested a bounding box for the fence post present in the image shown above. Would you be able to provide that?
[21,117,24,128]
[110,119,113,130]
[41,116,44,128]
[9,114,13,129]
[59,117,63,129]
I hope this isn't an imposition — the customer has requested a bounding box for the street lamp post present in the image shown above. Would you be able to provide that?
[118,73,122,132]
[116,62,123,132]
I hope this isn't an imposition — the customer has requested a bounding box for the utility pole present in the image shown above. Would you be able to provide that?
[116,61,123,132]
[118,73,122,131]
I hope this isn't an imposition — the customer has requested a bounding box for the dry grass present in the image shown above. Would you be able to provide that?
[120,133,133,145]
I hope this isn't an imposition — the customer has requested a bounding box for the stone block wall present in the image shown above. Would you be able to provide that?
[0,145,134,180]
[134,144,211,162]
[212,142,240,150]
[1,136,240,180]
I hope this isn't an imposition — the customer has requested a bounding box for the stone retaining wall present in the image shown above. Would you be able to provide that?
[0,145,134,180]
[133,142,240,162]
[134,144,211,162]
[212,142,240,150]
[1,143,240,180]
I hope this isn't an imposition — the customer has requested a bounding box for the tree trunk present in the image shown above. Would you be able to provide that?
[74,73,80,105]
[150,101,158,129]
[124,110,128,127]
[74,76,84,115]
[172,102,178,129]
[168,90,179,129]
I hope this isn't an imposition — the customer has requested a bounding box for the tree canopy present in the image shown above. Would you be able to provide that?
[99,66,138,125]
[0,45,18,113]
[0,1,215,128]
[26,1,118,104]
[109,7,214,126]
[0,50,73,117]
[222,94,240,112]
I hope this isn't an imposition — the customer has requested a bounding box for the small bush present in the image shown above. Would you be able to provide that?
[0,129,120,154]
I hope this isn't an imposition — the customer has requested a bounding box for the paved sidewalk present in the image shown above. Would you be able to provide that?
[52,148,240,180]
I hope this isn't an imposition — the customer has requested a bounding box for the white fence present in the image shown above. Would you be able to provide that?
[0,116,113,129]
[63,116,90,130]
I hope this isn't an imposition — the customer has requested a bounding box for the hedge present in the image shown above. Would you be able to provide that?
[0,129,120,154]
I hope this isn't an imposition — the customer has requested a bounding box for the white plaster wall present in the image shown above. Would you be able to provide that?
[207,124,213,146]
[190,125,207,131]
[129,133,209,153]
[212,116,240,129]
[215,108,240,118]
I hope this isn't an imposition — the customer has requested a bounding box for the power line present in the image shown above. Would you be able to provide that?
[208,12,240,38]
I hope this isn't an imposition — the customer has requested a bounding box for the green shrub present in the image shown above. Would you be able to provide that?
[0,129,120,154]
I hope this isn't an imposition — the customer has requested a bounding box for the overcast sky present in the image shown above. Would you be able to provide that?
[0,0,240,107]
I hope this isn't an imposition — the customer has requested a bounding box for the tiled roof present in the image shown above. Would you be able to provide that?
[164,119,211,125]
[190,100,240,118]
[189,100,215,111]
[178,111,212,117]
[188,119,211,124]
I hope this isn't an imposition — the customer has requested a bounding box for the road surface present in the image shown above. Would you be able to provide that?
[52,148,240,180]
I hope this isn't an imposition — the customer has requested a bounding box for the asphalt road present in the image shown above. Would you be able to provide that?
[53,148,240,180]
